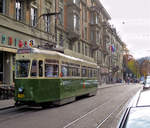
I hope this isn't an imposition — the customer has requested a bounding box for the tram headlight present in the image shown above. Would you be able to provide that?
[18,88,24,93]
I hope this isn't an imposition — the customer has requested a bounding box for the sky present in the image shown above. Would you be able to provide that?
[101,0,150,59]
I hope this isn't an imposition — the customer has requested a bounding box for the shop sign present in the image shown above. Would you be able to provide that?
[2,34,6,44]
[28,39,35,47]
[15,38,18,46]
[8,37,13,45]
[0,33,30,49]
[18,40,23,48]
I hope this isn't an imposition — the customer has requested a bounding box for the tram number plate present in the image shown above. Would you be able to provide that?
[18,94,24,98]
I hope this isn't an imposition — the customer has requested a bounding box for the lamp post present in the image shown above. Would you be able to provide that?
[35,12,61,28]
[33,11,61,49]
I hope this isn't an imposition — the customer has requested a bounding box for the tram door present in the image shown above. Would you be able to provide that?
[0,52,3,84]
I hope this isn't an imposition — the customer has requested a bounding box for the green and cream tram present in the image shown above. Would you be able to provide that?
[14,48,98,106]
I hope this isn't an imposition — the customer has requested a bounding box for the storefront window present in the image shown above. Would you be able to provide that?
[0,52,3,83]
[16,60,30,77]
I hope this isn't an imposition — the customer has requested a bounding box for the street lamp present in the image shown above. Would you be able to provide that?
[35,12,61,27]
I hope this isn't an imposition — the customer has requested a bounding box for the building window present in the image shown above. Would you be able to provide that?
[85,27,87,40]
[73,14,77,30]
[58,8,63,25]
[90,13,94,24]
[58,0,64,25]
[31,7,37,27]
[82,6,87,22]
[16,0,24,21]
[73,14,80,31]
[0,0,5,13]
[78,42,80,53]
[73,0,80,6]
[59,33,63,47]
[96,31,99,42]
[60,0,63,3]
[90,30,94,41]
[45,15,50,32]
[69,41,73,50]
[85,45,87,56]
[82,43,84,55]
[95,15,98,24]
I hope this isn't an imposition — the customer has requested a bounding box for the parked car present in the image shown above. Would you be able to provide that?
[117,90,150,128]
[143,79,150,89]
[139,80,144,84]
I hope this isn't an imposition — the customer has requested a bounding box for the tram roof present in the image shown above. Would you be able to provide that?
[18,48,97,67]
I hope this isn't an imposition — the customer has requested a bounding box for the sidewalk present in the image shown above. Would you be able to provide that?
[98,83,124,89]
[0,83,124,110]
[0,99,15,110]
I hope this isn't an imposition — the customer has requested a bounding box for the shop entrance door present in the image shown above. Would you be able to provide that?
[0,52,3,84]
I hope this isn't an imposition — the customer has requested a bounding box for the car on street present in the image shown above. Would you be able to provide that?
[117,89,150,128]
[143,78,150,89]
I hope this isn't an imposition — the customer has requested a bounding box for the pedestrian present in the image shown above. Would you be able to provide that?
[127,77,130,84]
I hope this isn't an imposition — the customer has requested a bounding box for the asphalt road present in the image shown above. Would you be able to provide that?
[0,84,142,128]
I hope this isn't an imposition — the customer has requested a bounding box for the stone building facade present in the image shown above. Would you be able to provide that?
[0,0,124,86]
[0,0,55,85]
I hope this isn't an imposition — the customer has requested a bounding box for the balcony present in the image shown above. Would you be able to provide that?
[66,0,80,11]
[91,40,102,51]
[90,6,99,13]
[80,0,87,5]
[89,21,101,29]
[97,58,102,65]
[67,27,80,42]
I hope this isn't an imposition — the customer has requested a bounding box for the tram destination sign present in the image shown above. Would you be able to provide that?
[17,48,32,54]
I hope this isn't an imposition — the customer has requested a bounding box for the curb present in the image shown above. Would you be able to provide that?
[0,105,15,111]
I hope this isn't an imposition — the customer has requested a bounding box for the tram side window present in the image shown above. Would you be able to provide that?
[45,64,58,77]
[61,66,68,77]
[16,60,30,77]
[73,66,80,77]
[31,60,37,77]
[88,68,92,78]
[61,63,80,77]
[82,67,87,77]
[94,69,97,77]
[39,60,43,77]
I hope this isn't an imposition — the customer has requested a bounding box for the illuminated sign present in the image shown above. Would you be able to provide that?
[0,33,36,49]
[2,35,6,44]
[28,40,35,47]
[18,40,23,48]
[17,48,32,54]
[8,37,13,45]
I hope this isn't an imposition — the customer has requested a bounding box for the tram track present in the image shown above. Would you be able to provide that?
[63,85,141,128]
[96,96,130,128]
[0,85,142,128]
[63,100,111,128]
[0,105,42,123]
[63,97,125,128]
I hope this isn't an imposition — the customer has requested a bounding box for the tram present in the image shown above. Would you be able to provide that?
[14,47,98,107]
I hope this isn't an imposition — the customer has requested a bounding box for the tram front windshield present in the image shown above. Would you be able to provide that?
[16,60,30,77]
